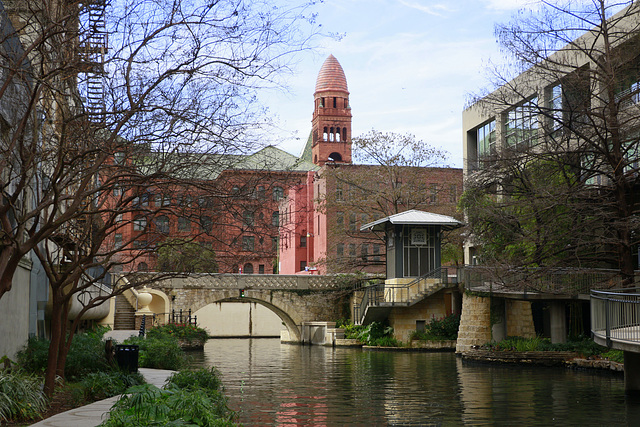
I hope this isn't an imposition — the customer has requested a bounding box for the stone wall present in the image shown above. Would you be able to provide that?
[505,300,535,338]
[388,290,450,343]
[456,293,492,353]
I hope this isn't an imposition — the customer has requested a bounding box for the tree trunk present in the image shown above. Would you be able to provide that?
[43,297,64,397]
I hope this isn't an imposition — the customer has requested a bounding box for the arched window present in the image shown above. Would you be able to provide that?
[336,127,341,142]
[154,215,169,234]
[243,263,254,274]
[343,127,347,140]
[323,127,328,141]
[328,152,342,162]
[178,217,191,232]
[329,127,334,141]
[272,186,284,201]
[272,211,280,227]
[137,262,148,272]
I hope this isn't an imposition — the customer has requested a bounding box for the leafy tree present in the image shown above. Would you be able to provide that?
[157,239,218,273]
[465,1,640,284]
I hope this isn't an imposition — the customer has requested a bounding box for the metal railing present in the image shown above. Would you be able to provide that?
[591,288,640,347]
[353,267,453,324]
[151,309,198,327]
[463,266,622,295]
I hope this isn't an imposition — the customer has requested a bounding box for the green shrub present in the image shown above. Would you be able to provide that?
[79,370,145,401]
[357,321,401,347]
[167,367,223,394]
[425,314,460,340]
[0,370,48,423]
[124,335,186,370]
[147,323,209,345]
[602,349,624,363]
[100,383,237,426]
[17,326,111,379]
[482,336,611,357]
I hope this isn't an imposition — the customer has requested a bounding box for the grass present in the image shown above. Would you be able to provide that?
[481,335,621,359]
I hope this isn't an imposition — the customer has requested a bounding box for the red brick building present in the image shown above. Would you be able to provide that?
[107,55,462,276]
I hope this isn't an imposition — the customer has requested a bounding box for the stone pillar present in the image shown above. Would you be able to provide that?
[491,298,506,342]
[456,293,492,353]
[549,301,567,344]
[624,351,640,394]
[505,300,535,338]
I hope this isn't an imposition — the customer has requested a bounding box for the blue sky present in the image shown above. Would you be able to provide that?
[261,0,531,168]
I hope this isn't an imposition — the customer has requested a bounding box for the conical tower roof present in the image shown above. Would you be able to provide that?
[315,55,348,94]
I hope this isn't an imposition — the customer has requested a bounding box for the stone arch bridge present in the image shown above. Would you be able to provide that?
[145,274,355,343]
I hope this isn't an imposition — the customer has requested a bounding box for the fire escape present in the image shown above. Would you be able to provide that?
[78,0,107,122]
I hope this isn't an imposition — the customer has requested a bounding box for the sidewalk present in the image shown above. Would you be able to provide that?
[29,368,175,427]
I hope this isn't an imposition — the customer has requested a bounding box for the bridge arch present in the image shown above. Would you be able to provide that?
[183,289,310,342]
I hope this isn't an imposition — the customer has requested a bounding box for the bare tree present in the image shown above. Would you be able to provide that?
[0,0,318,395]
[463,1,640,284]
[316,130,460,272]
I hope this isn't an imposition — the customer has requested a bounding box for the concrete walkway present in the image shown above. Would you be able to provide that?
[29,368,175,427]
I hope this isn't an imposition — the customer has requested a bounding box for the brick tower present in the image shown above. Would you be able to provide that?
[311,55,352,166]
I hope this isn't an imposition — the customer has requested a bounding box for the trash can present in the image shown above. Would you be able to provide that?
[115,344,139,373]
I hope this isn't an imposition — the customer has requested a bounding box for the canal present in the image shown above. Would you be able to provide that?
[193,338,640,425]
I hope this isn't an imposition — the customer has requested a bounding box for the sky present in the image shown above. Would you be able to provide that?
[260,0,532,168]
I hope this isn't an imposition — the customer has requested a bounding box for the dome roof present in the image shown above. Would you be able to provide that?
[315,55,348,94]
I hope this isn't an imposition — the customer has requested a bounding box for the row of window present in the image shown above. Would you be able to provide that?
[115,186,285,207]
[130,215,213,234]
[336,243,382,261]
[335,183,457,204]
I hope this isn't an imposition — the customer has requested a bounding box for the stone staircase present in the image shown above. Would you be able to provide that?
[114,294,135,330]
[380,280,446,307]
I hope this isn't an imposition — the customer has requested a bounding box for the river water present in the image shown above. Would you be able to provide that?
[193,338,640,425]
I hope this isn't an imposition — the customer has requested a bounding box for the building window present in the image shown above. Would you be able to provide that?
[349,243,356,258]
[336,182,343,201]
[137,262,148,271]
[200,216,212,233]
[360,214,369,231]
[178,217,191,232]
[114,233,123,248]
[271,211,279,227]
[505,97,538,148]
[133,216,147,231]
[257,186,266,199]
[300,261,307,271]
[155,215,170,234]
[243,210,254,226]
[162,194,171,206]
[114,152,125,164]
[429,184,438,204]
[349,213,356,231]
[242,236,255,251]
[373,244,381,262]
[337,243,344,257]
[337,211,344,228]
[272,236,278,251]
[477,120,496,158]
[259,264,265,274]
[272,186,284,201]
[300,234,307,248]
[113,185,123,197]
[116,213,123,223]
[133,240,147,249]
[243,263,254,274]
[361,244,369,261]
[449,185,458,203]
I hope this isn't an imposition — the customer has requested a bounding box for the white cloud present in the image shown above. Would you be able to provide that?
[482,0,535,11]
[396,0,454,15]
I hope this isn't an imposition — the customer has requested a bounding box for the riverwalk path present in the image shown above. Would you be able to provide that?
[29,367,175,427]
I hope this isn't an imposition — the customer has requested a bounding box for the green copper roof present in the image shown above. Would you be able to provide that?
[299,131,313,164]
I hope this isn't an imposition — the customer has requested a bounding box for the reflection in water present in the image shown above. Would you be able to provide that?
[195,339,637,425]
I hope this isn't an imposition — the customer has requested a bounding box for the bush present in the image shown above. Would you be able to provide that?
[17,326,111,379]
[358,322,401,347]
[79,370,145,401]
[0,370,48,423]
[482,336,611,358]
[147,323,209,345]
[167,367,223,394]
[410,314,460,341]
[124,335,186,370]
[100,382,237,426]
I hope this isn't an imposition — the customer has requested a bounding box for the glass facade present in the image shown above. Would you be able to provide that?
[505,98,538,148]
[477,120,496,157]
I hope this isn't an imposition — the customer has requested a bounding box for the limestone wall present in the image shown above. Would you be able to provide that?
[456,293,492,353]
[0,261,32,359]
[388,291,449,343]
[506,300,535,338]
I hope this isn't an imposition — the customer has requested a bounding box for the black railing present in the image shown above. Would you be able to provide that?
[151,309,198,327]
[462,266,621,295]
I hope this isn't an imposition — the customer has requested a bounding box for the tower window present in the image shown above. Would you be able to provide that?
[343,127,347,140]
[323,127,328,141]
[336,128,341,142]
[329,127,334,141]
[333,97,337,108]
